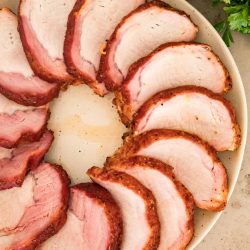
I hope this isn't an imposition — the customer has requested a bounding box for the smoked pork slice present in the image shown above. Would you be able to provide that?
[18,0,76,84]
[40,183,122,250]
[116,43,231,123]
[0,130,53,190]
[132,86,240,151]
[107,129,228,211]
[0,163,70,250]
[0,95,49,148]
[64,0,144,96]
[108,156,194,250]
[98,1,198,90]
[87,167,160,250]
[0,8,59,106]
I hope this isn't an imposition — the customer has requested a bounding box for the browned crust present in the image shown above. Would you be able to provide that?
[64,0,107,96]
[106,129,229,211]
[0,175,24,191]
[72,183,123,250]
[114,90,133,126]
[26,131,54,171]
[132,86,241,151]
[11,214,67,250]
[64,0,94,84]
[8,164,71,250]
[115,42,232,124]
[64,0,92,83]
[25,164,71,250]
[0,108,50,149]
[0,130,54,191]
[108,155,195,248]
[87,167,160,250]
[97,0,198,91]
[18,1,74,85]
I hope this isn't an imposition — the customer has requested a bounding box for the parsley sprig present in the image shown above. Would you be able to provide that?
[213,0,250,46]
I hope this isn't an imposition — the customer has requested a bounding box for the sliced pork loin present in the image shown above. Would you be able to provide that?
[40,183,122,250]
[108,156,194,250]
[116,43,231,123]
[0,8,59,106]
[87,167,160,250]
[18,0,76,84]
[0,95,49,148]
[0,163,70,250]
[108,129,228,211]
[132,86,241,152]
[0,108,49,148]
[0,130,53,190]
[64,0,144,96]
[98,1,198,91]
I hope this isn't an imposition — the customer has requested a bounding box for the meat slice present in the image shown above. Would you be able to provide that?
[0,8,59,106]
[87,167,160,250]
[0,108,49,148]
[18,0,76,84]
[107,129,228,211]
[64,0,144,96]
[116,43,231,123]
[98,1,198,91]
[108,156,194,250]
[132,86,241,151]
[40,183,122,250]
[0,163,70,250]
[0,95,49,148]
[0,130,53,190]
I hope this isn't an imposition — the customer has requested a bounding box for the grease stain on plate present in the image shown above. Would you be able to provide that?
[46,85,127,183]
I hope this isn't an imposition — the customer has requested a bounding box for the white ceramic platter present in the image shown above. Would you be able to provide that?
[0,0,247,249]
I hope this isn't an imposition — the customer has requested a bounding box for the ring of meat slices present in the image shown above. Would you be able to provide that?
[0,0,242,249]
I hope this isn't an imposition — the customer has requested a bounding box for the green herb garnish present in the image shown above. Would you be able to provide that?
[213,0,250,46]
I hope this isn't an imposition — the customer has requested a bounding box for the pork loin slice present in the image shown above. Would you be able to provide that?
[0,163,70,250]
[40,183,122,250]
[108,156,194,250]
[0,130,53,190]
[107,129,228,211]
[87,167,160,250]
[0,8,59,106]
[98,1,198,91]
[132,86,241,151]
[18,0,76,84]
[64,0,144,96]
[116,43,231,123]
[0,95,49,148]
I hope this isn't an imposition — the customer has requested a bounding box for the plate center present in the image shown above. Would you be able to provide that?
[46,85,127,183]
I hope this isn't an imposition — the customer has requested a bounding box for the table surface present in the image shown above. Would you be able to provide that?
[188,1,250,250]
